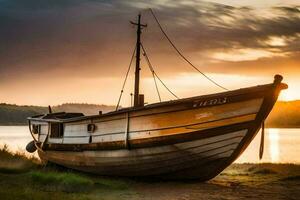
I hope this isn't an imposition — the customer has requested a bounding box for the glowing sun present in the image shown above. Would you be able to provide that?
[279,89,296,101]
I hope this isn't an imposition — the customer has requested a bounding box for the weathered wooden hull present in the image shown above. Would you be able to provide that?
[38,129,248,180]
[28,75,287,180]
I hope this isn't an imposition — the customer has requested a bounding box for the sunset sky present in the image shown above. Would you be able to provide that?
[0,0,299,107]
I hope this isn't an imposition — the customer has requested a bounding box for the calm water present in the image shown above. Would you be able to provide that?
[0,126,299,164]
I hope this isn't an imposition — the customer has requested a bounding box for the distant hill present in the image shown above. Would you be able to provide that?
[53,103,116,116]
[0,101,300,127]
[266,100,300,128]
[0,103,116,125]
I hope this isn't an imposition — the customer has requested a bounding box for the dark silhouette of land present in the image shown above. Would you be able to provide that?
[266,100,300,128]
[0,103,116,125]
[0,100,300,127]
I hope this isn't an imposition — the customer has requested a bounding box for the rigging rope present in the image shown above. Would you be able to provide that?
[148,8,228,91]
[145,55,162,102]
[116,46,136,111]
[141,43,179,100]
[259,121,265,160]
[141,46,161,102]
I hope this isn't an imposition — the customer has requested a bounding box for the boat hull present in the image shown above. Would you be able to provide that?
[28,75,287,180]
[38,128,250,180]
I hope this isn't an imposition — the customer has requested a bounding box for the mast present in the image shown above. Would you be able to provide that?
[134,14,141,107]
[131,13,147,107]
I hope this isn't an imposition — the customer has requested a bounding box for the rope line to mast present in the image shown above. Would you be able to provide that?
[148,8,228,91]
[116,46,136,111]
[141,45,161,102]
[144,58,162,102]
[141,43,179,100]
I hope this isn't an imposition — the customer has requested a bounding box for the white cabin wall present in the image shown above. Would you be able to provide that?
[61,114,127,144]
[92,118,127,143]
[63,123,90,144]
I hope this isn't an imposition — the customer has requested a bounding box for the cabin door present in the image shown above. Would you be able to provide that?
[48,123,64,144]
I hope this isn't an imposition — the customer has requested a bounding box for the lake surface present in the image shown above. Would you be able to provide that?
[0,126,299,164]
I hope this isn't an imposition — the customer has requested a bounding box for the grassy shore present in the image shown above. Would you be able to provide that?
[0,146,299,200]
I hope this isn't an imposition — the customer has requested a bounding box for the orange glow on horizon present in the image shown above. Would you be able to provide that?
[0,73,298,106]
[279,89,297,101]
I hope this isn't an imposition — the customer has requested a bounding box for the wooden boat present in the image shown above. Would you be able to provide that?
[27,14,288,180]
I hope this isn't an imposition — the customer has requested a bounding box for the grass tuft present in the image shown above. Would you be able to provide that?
[247,167,277,175]
[29,171,94,193]
[0,144,39,173]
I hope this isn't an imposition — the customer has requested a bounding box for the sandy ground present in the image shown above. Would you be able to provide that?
[131,178,299,200]
[125,164,300,200]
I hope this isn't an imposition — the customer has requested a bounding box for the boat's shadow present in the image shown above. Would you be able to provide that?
[44,162,230,185]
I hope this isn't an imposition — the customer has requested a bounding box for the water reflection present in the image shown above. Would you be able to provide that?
[268,128,280,162]
[231,128,299,163]
[0,126,32,151]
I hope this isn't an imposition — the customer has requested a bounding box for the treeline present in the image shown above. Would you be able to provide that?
[0,103,116,125]
[1,101,300,127]
[266,100,300,128]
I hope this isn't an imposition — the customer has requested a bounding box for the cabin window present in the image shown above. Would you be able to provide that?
[32,124,40,134]
[87,124,96,133]
[50,123,64,138]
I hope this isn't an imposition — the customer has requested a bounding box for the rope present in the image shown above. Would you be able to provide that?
[142,47,162,102]
[259,121,265,160]
[148,63,162,102]
[141,43,179,100]
[152,73,161,102]
[116,46,136,110]
[148,8,228,91]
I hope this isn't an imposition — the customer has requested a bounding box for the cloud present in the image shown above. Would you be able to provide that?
[0,0,299,84]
